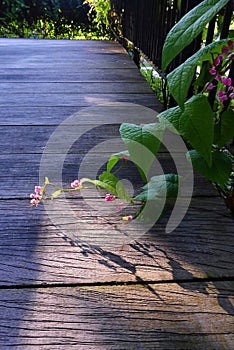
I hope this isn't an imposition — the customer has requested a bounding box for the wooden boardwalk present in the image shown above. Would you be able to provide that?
[0,38,233,349]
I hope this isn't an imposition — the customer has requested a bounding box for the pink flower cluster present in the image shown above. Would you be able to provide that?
[30,186,43,206]
[71,179,80,189]
[207,40,234,104]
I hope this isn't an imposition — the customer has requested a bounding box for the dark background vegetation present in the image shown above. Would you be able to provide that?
[0,0,109,39]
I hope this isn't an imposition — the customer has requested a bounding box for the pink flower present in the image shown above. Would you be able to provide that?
[30,198,37,206]
[35,186,41,194]
[71,179,80,189]
[228,86,233,91]
[215,75,221,81]
[206,83,214,90]
[105,193,116,202]
[219,95,228,104]
[217,90,225,97]
[228,52,234,60]
[229,93,234,99]
[30,186,43,207]
[221,77,232,86]
[209,67,216,75]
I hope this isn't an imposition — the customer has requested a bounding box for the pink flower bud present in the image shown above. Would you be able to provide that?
[30,193,36,199]
[215,75,221,81]
[209,67,216,75]
[217,90,225,97]
[219,95,228,104]
[221,77,232,86]
[122,215,133,221]
[229,93,234,99]
[228,86,233,91]
[71,179,80,189]
[105,193,116,202]
[35,186,41,194]
[213,57,220,66]
[206,83,214,91]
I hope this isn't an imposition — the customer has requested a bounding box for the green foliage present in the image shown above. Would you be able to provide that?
[38,0,234,222]
[102,0,234,218]
[187,150,232,185]
[162,0,230,71]
[159,94,214,165]
[167,39,230,108]
[135,174,179,201]
[98,171,131,202]
[0,0,112,39]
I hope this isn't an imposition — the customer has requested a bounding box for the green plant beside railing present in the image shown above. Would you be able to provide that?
[32,0,234,219]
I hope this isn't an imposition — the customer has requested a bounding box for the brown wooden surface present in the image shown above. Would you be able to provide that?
[0,38,233,349]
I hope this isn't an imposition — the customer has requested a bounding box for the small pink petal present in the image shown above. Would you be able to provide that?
[206,83,214,91]
[209,67,216,75]
[217,90,225,97]
[71,179,80,189]
[35,186,41,194]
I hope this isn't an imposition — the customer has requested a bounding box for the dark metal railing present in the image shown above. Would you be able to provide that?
[110,0,233,72]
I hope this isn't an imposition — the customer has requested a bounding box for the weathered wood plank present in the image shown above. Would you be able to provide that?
[0,282,233,349]
[0,104,161,125]
[0,196,233,286]
[0,93,158,107]
[0,82,154,94]
[0,69,148,83]
[0,151,218,198]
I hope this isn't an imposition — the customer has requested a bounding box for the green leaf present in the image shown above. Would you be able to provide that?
[214,109,234,147]
[159,94,214,165]
[106,150,129,173]
[99,171,131,202]
[162,0,230,71]
[44,177,50,185]
[120,122,164,178]
[167,39,230,108]
[135,174,179,201]
[187,149,232,185]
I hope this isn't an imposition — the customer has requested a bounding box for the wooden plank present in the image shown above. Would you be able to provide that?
[0,104,162,125]
[0,196,233,286]
[0,282,233,348]
[0,93,158,107]
[0,69,149,83]
[0,151,218,197]
[0,82,154,94]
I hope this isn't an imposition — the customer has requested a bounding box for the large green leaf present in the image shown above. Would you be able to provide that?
[159,94,214,165]
[99,171,131,202]
[214,109,234,147]
[135,174,179,201]
[187,149,232,185]
[162,0,230,72]
[106,150,129,173]
[167,39,230,108]
[120,122,164,178]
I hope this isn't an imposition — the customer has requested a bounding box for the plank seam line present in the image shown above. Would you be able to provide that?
[0,276,233,291]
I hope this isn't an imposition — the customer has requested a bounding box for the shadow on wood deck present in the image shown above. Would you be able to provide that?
[0,38,233,349]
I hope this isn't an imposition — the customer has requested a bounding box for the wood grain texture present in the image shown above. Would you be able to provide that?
[0,38,233,349]
[0,196,233,286]
[0,282,233,349]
